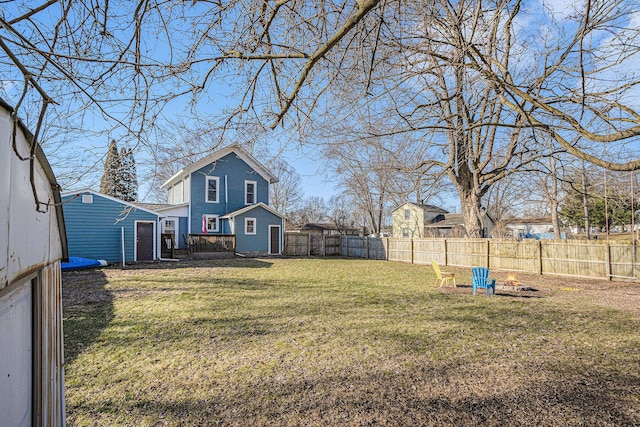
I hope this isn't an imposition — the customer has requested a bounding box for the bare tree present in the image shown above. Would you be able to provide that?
[288,196,328,228]
[4,0,640,223]
[328,194,358,234]
[268,158,303,216]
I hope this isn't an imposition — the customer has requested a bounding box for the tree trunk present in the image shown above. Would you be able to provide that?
[459,187,485,238]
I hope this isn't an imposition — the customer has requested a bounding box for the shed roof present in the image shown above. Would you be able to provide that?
[161,144,278,188]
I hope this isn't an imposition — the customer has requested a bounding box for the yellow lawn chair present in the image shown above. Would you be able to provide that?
[432,261,456,288]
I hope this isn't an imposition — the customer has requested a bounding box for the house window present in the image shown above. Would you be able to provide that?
[402,227,409,238]
[245,180,257,205]
[205,215,219,232]
[82,194,93,204]
[206,177,219,203]
[404,209,410,220]
[245,218,256,235]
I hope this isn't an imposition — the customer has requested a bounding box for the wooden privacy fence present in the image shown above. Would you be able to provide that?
[284,233,640,281]
[283,233,341,256]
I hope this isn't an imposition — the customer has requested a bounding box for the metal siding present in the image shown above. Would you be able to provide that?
[234,206,282,253]
[6,133,61,288]
[0,279,33,426]
[63,192,159,262]
[1,102,66,426]
[190,153,269,234]
[0,108,10,288]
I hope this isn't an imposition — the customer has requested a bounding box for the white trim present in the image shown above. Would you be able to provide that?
[245,180,257,205]
[245,217,256,235]
[220,202,286,220]
[205,176,220,203]
[205,214,219,232]
[160,217,179,250]
[134,220,157,261]
[268,225,281,255]
[62,189,164,217]
[161,144,278,188]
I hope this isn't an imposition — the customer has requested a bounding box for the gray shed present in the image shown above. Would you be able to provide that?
[0,99,68,426]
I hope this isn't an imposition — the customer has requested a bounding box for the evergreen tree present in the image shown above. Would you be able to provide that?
[100,139,123,198]
[120,147,138,202]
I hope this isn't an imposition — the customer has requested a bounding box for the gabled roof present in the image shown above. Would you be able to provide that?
[161,144,279,188]
[62,189,165,217]
[393,202,449,214]
[424,213,465,228]
[219,202,286,219]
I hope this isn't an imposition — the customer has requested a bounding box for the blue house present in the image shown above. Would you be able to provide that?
[160,144,285,255]
[62,189,163,263]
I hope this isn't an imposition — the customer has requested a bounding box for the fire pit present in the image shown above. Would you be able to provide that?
[497,274,535,292]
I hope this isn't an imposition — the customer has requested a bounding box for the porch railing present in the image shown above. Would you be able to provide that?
[188,234,236,253]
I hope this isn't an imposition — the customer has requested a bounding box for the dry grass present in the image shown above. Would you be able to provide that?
[63,258,640,426]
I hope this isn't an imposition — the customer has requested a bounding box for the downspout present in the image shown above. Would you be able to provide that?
[225,175,228,214]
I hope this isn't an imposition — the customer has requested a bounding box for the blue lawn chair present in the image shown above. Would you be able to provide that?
[472,267,496,297]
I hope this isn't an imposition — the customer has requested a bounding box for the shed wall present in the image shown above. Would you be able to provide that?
[0,101,66,426]
[0,280,33,426]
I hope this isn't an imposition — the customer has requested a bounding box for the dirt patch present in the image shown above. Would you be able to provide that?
[438,269,640,314]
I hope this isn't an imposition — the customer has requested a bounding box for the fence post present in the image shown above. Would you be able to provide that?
[443,239,448,266]
[537,240,543,275]
[605,241,612,281]
[345,235,349,257]
[307,234,311,256]
[366,237,370,259]
[486,239,490,268]
[386,237,389,260]
[411,238,414,264]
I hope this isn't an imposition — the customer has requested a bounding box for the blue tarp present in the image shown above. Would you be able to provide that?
[61,257,106,271]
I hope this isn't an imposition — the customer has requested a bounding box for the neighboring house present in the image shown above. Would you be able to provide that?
[392,202,449,238]
[393,202,495,238]
[299,222,360,236]
[161,144,286,255]
[424,213,495,238]
[1,98,67,426]
[505,217,564,239]
[506,217,555,235]
[62,189,163,263]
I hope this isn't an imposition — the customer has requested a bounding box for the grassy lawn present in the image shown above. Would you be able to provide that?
[63,257,640,426]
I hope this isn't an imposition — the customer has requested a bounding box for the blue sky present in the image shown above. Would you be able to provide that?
[3,0,637,213]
